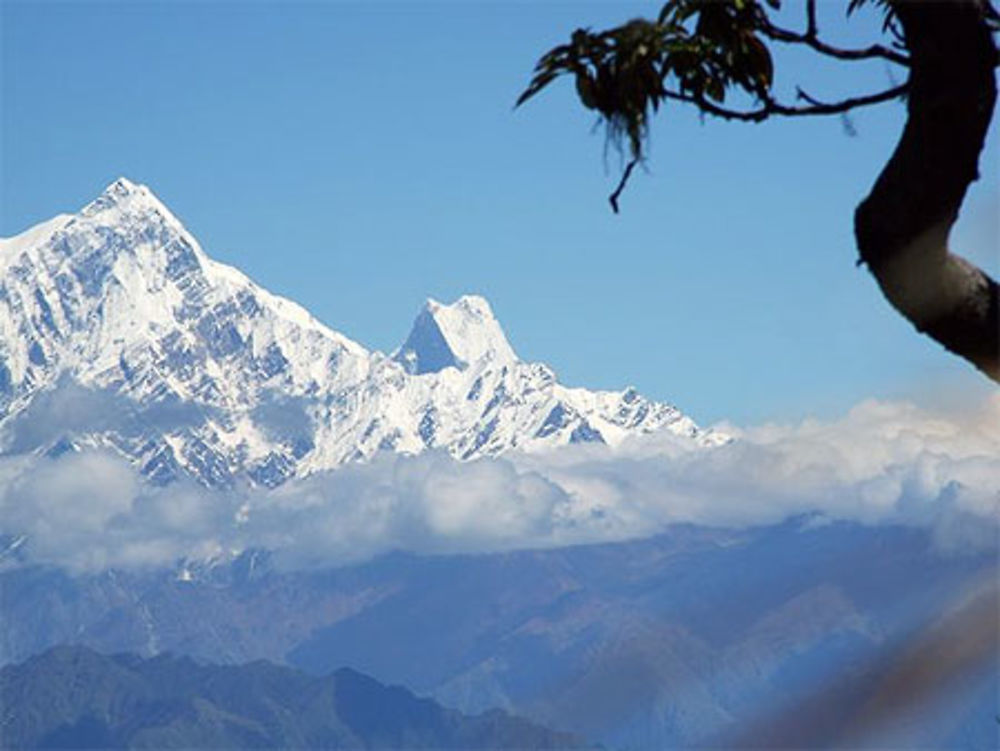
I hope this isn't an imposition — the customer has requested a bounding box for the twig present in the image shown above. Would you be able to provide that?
[759,19,910,67]
[609,158,639,214]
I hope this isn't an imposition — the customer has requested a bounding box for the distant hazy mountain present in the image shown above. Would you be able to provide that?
[0,645,586,749]
[0,178,723,488]
[2,519,994,748]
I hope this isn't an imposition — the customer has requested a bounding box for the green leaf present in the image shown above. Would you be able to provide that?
[745,34,773,90]
[706,77,725,103]
[575,73,598,109]
[515,71,557,108]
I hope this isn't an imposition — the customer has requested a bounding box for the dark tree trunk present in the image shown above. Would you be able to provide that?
[855,0,999,381]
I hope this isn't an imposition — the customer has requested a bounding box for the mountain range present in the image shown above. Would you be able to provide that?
[2,519,994,748]
[0,177,722,488]
[0,645,585,749]
[2,180,995,750]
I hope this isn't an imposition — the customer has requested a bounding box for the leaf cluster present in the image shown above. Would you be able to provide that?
[517,0,779,159]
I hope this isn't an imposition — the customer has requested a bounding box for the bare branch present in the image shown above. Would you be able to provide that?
[768,83,908,116]
[609,158,639,214]
[759,18,911,67]
[663,82,908,123]
[795,86,824,107]
[663,91,770,121]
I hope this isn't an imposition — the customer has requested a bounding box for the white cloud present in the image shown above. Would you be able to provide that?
[1,396,997,573]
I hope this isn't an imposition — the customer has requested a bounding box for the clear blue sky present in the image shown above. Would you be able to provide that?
[2,1,996,425]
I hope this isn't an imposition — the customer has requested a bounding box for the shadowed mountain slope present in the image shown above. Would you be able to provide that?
[0,645,587,749]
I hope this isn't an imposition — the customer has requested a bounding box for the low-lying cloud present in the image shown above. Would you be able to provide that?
[1,396,997,572]
[2,377,211,455]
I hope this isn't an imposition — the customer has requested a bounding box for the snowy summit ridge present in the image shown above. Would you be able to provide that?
[394,295,516,375]
[0,178,723,488]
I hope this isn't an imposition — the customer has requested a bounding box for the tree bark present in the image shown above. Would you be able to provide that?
[855,1,999,381]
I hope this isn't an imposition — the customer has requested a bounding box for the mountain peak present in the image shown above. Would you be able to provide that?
[107,175,140,194]
[394,295,517,375]
[425,294,491,317]
[2,181,716,486]
[2,179,176,276]
[81,176,175,222]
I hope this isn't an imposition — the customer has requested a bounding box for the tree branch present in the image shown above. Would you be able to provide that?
[663,82,908,122]
[609,158,639,214]
[758,16,911,67]
[855,0,999,381]
[662,91,768,121]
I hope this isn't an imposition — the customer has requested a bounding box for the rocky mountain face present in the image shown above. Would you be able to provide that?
[0,178,722,488]
[0,645,585,749]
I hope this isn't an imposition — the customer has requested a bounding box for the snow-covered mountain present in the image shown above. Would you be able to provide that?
[0,178,722,487]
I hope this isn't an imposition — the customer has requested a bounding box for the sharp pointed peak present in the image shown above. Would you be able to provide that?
[396,294,517,375]
[81,176,174,221]
[424,294,495,317]
[107,175,140,192]
[98,176,149,202]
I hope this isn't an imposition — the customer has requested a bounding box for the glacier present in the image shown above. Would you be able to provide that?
[0,178,724,488]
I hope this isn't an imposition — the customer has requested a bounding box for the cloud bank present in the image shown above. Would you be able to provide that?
[1,396,997,572]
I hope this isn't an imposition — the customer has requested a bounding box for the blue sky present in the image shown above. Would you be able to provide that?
[2,0,996,425]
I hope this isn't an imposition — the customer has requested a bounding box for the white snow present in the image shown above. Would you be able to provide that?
[0,213,74,275]
[0,178,723,487]
[424,295,517,368]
